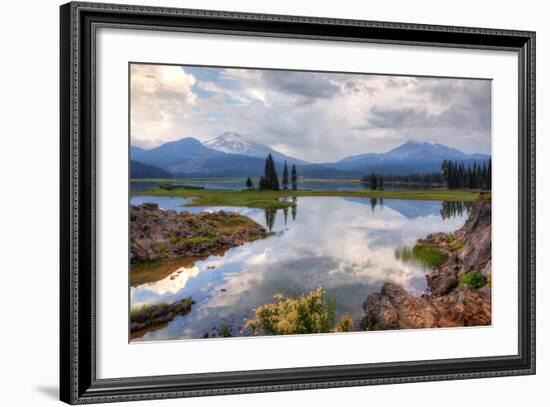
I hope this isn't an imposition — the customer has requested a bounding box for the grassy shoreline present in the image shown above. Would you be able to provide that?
[134,184,484,209]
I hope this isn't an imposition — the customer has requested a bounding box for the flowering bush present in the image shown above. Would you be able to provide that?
[245,287,354,335]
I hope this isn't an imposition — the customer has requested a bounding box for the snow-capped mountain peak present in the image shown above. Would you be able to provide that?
[204,132,258,155]
[204,132,308,164]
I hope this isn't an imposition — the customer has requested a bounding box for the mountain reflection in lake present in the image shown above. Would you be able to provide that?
[129,196,469,341]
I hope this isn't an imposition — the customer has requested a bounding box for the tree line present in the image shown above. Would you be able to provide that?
[441,159,491,190]
[361,159,491,191]
[245,154,298,190]
[361,172,444,189]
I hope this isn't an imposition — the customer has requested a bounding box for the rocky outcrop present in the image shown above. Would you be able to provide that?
[422,200,491,296]
[131,203,270,264]
[131,297,194,339]
[362,283,491,330]
[362,200,492,330]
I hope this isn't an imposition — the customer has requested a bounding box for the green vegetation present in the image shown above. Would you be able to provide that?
[442,159,491,190]
[131,178,243,183]
[291,164,298,190]
[130,297,194,338]
[458,270,486,289]
[450,239,465,251]
[219,325,231,338]
[282,161,289,190]
[394,246,414,262]
[138,186,482,210]
[364,173,385,190]
[152,244,166,254]
[158,184,205,191]
[244,287,354,335]
[130,302,168,318]
[363,172,444,187]
[412,242,449,268]
[259,154,281,191]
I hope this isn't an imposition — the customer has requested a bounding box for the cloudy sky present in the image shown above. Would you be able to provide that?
[130,63,491,162]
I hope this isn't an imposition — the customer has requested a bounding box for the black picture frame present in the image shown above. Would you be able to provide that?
[60,2,536,404]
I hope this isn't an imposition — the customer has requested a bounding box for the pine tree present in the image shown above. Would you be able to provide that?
[369,173,378,190]
[259,176,267,190]
[260,154,280,190]
[246,177,253,189]
[378,175,384,190]
[282,161,289,189]
[268,154,280,190]
[290,164,298,190]
[263,157,270,189]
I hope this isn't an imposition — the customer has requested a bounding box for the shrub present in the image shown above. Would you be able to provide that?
[412,243,448,268]
[244,287,354,335]
[458,270,486,289]
[450,239,465,251]
[336,314,354,332]
[219,325,231,338]
[152,244,166,254]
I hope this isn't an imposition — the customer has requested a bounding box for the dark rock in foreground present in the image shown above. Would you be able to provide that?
[362,282,491,330]
[131,297,194,338]
[130,203,270,264]
[363,200,492,330]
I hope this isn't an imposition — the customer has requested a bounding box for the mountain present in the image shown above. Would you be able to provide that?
[130,146,146,160]
[330,139,490,175]
[130,138,490,178]
[135,137,223,173]
[204,132,309,165]
[130,160,173,179]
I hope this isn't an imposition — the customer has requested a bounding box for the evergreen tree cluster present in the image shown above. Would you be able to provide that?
[363,173,385,190]
[259,154,280,190]
[441,159,491,190]
[256,156,299,191]
[379,172,444,186]
[290,164,298,191]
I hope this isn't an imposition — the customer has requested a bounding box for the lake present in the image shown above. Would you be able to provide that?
[130,179,439,193]
[130,195,470,341]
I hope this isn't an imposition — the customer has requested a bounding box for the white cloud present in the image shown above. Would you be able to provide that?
[130,64,197,148]
[130,64,491,161]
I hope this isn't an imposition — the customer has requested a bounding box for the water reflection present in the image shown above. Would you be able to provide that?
[441,201,473,220]
[130,197,470,341]
[264,208,277,231]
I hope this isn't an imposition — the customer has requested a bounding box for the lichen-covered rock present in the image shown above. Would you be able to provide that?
[362,283,439,330]
[362,282,491,330]
[130,203,270,264]
[131,297,195,338]
[363,200,492,331]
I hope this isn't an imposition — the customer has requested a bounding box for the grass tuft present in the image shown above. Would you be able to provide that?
[412,243,449,268]
[458,270,486,289]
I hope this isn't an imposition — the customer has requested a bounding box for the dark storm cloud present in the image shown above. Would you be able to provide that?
[261,71,342,99]
[417,78,492,130]
[367,79,491,134]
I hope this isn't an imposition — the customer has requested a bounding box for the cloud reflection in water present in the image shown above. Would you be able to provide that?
[130,197,468,341]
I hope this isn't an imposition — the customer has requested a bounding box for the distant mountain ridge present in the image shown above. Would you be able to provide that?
[131,160,173,179]
[131,136,490,178]
[204,132,309,164]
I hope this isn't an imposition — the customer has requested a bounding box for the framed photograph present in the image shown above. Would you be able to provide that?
[60,1,535,404]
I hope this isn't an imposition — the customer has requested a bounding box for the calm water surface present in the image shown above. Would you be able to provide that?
[130,196,469,341]
[130,180,431,193]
